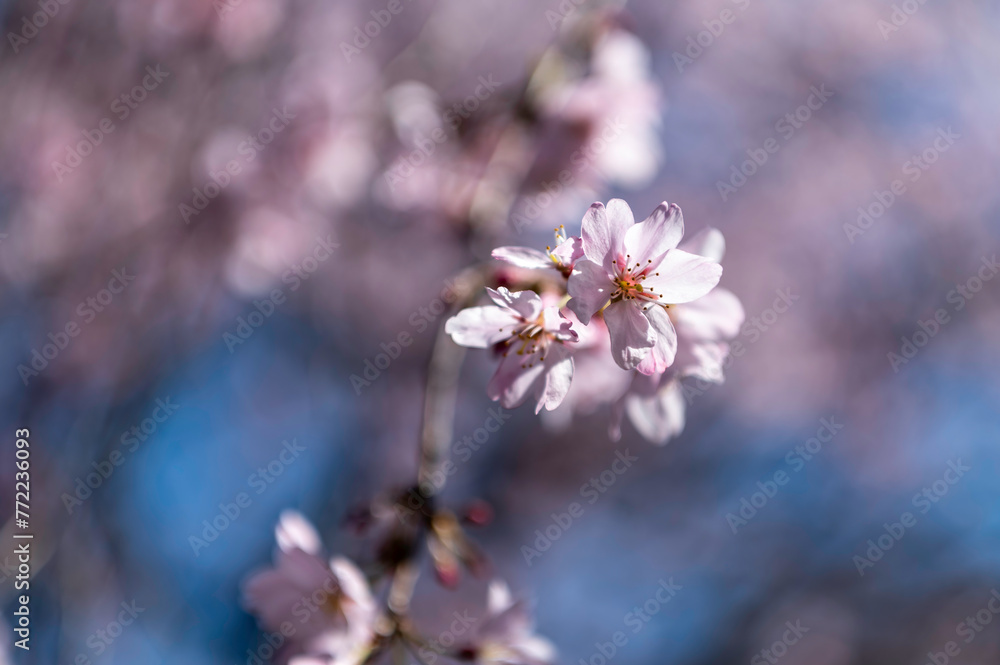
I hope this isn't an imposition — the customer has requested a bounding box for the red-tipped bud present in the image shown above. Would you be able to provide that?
[435,559,461,589]
[462,500,494,527]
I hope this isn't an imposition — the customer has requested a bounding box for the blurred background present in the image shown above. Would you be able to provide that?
[1,0,999,663]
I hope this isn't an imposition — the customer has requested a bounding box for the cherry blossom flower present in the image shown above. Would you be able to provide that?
[243,511,377,665]
[445,288,578,413]
[615,229,745,444]
[459,581,555,665]
[492,226,584,279]
[533,29,662,196]
[567,199,722,375]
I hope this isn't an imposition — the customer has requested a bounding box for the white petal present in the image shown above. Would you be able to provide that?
[330,557,374,610]
[643,249,722,304]
[445,306,519,348]
[488,580,514,613]
[566,260,613,324]
[492,246,553,270]
[603,301,656,370]
[276,510,322,555]
[517,635,557,665]
[623,202,683,264]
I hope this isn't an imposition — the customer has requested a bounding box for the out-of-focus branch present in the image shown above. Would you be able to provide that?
[417,266,484,496]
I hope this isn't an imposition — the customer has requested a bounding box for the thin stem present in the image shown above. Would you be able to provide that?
[417,268,483,497]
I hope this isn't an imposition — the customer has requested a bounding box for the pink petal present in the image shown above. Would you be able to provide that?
[541,306,578,342]
[671,288,744,342]
[603,301,656,370]
[535,344,574,413]
[679,227,726,262]
[635,306,677,375]
[566,260,613,324]
[478,598,533,642]
[680,342,729,383]
[445,306,519,348]
[550,235,584,268]
[625,379,687,444]
[492,246,553,270]
[278,548,338,590]
[623,202,683,264]
[488,350,548,409]
[581,199,633,273]
[487,287,543,320]
[643,249,722,304]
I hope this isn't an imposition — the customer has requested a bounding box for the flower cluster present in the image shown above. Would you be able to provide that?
[243,511,554,665]
[446,199,745,443]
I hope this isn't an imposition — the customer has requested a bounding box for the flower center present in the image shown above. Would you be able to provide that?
[545,225,574,278]
[610,255,662,307]
[499,313,554,367]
